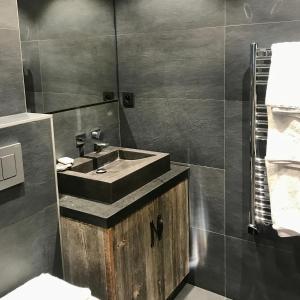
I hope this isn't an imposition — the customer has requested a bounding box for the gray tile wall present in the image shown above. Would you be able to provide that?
[53,102,120,159]
[17,0,118,113]
[0,0,26,117]
[117,0,300,299]
[0,0,62,295]
[0,118,62,296]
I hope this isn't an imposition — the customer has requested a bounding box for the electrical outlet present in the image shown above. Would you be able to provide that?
[122,92,135,108]
[103,91,115,101]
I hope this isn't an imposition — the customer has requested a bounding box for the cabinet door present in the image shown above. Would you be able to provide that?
[161,179,189,298]
[112,198,165,300]
[111,179,189,300]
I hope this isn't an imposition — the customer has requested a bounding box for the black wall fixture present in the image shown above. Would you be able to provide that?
[122,92,135,108]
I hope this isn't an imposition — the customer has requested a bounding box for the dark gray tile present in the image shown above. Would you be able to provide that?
[120,98,224,169]
[17,0,115,41]
[53,102,120,158]
[226,236,300,300]
[25,92,44,113]
[0,204,61,297]
[0,118,57,228]
[0,29,26,117]
[39,36,117,97]
[225,100,251,239]
[17,0,41,41]
[189,165,225,234]
[115,0,225,34]
[43,92,105,113]
[226,0,300,25]
[21,41,42,93]
[225,21,300,101]
[189,229,225,296]
[0,0,19,30]
[118,27,224,100]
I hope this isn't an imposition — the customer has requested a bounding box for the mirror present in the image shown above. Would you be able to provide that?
[17,0,118,113]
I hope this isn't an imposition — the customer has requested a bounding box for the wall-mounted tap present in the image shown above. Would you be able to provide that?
[91,129,109,152]
[76,133,86,157]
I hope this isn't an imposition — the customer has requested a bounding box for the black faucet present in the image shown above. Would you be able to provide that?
[75,133,86,157]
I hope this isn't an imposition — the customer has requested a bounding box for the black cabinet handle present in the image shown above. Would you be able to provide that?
[150,215,164,248]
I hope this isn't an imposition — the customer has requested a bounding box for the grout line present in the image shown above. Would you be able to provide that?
[117,24,226,37]
[36,40,45,113]
[172,161,225,172]
[225,18,300,28]
[223,1,227,296]
[113,0,122,147]
[21,34,116,44]
[15,0,27,113]
[190,226,226,237]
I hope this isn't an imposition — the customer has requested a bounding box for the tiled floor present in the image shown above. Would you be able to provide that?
[175,284,229,300]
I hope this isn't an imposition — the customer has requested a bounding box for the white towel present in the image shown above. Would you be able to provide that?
[1,274,93,300]
[265,42,300,236]
[266,42,300,109]
[266,108,300,237]
[266,161,300,237]
[266,107,300,163]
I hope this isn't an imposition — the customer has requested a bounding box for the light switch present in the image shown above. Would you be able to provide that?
[1,154,17,179]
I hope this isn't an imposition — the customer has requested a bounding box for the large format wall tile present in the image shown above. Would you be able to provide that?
[39,36,117,97]
[17,0,115,41]
[189,165,225,234]
[115,0,225,34]
[225,20,300,101]
[0,0,19,30]
[0,29,25,117]
[225,100,251,239]
[118,27,224,100]
[0,204,61,297]
[226,236,300,300]
[21,41,42,93]
[226,0,300,25]
[0,118,57,228]
[0,115,61,296]
[53,103,120,158]
[120,98,224,169]
[189,228,225,296]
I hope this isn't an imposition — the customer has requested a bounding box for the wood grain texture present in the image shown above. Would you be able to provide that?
[61,217,108,299]
[162,180,189,298]
[60,179,189,300]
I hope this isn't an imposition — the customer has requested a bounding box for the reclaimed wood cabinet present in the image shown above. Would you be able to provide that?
[60,179,189,300]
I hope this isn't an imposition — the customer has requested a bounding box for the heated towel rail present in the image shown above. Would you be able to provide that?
[248,43,272,235]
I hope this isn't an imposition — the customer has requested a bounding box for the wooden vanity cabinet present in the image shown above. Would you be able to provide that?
[60,179,189,300]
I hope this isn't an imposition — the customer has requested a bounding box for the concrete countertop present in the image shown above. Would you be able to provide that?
[60,163,189,228]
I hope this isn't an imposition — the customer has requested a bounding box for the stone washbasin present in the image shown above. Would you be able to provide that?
[57,147,170,203]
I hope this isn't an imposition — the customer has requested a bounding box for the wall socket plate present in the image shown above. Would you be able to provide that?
[103,91,115,101]
[122,92,135,108]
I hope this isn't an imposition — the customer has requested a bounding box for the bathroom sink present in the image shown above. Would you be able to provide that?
[57,147,170,203]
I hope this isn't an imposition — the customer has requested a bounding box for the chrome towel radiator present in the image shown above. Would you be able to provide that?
[248,43,272,235]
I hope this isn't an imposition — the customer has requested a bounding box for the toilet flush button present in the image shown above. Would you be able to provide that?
[1,154,17,179]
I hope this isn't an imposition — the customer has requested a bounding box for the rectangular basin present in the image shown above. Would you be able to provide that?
[57,147,170,203]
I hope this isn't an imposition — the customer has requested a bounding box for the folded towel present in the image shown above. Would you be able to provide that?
[266,107,300,163]
[266,42,300,109]
[266,88,300,237]
[58,157,74,165]
[266,161,300,237]
[2,274,92,300]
